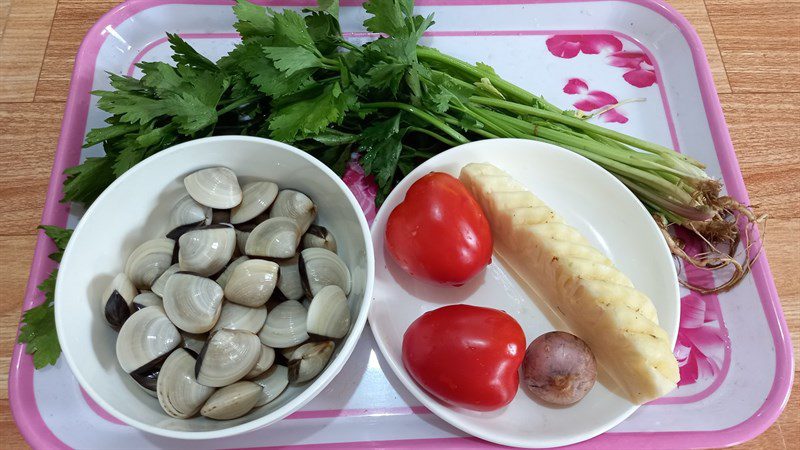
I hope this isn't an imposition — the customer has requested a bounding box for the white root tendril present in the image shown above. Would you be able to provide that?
[654,201,767,295]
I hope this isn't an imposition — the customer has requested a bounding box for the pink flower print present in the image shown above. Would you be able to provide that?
[342,158,378,225]
[546,34,623,58]
[607,51,657,88]
[674,293,728,386]
[562,78,628,124]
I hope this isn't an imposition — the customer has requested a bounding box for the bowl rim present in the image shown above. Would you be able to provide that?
[55,135,375,440]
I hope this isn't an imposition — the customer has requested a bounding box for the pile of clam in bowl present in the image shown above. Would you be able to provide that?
[101,166,352,421]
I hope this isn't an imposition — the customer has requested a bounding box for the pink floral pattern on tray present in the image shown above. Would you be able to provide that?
[607,51,657,88]
[546,34,657,88]
[562,78,628,123]
[545,34,623,58]
[675,293,729,386]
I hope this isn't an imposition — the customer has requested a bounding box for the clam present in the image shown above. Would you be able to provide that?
[181,331,208,355]
[306,285,350,339]
[224,259,279,307]
[257,300,308,348]
[131,291,162,311]
[124,238,175,289]
[230,181,279,225]
[252,365,289,407]
[195,329,262,387]
[200,381,262,420]
[178,225,236,277]
[275,255,304,301]
[130,362,162,397]
[184,167,242,209]
[301,225,337,253]
[163,272,223,333]
[245,344,276,379]
[269,190,316,234]
[116,306,181,374]
[157,348,216,419]
[287,341,335,384]
[299,248,351,298]
[151,263,180,297]
[245,217,300,259]
[212,302,267,334]
[215,256,248,289]
[235,229,250,254]
[101,273,138,330]
[169,194,211,230]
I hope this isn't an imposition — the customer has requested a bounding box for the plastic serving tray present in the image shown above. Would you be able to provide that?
[9,1,793,448]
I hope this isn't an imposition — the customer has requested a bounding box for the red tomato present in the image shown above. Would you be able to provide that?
[385,172,492,285]
[402,305,526,411]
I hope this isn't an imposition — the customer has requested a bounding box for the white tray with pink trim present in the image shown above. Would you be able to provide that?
[9,0,793,448]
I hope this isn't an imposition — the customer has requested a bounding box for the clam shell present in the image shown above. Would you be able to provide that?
[157,348,216,419]
[230,181,279,225]
[200,381,262,420]
[101,273,138,329]
[245,344,276,379]
[301,224,337,253]
[269,190,316,234]
[151,263,180,297]
[116,306,181,373]
[299,247,351,298]
[224,259,279,307]
[215,255,249,289]
[181,331,208,355]
[184,167,242,209]
[275,255,304,301]
[257,299,308,348]
[131,291,163,311]
[178,225,237,277]
[163,272,223,333]
[306,285,350,339]
[245,217,300,259]
[212,302,267,334]
[287,341,335,384]
[195,329,262,387]
[169,194,211,230]
[235,229,250,254]
[252,365,289,407]
[124,238,175,289]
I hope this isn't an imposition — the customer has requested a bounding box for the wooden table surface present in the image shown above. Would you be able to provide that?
[0,0,797,448]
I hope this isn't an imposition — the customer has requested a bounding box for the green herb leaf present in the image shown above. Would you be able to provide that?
[232,40,316,97]
[18,223,70,369]
[232,0,276,39]
[263,46,325,75]
[62,156,116,204]
[18,298,60,369]
[112,147,147,177]
[37,226,73,263]
[272,9,317,50]
[363,0,411,38]
[359,113,404,196]
[268,81,357,141]
[168,33,218,71]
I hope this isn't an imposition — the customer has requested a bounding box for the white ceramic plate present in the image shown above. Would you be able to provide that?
[368,139,679,448]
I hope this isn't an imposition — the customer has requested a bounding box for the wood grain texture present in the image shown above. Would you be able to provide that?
[0,0,58,102]
[705,0,800,93]
[0,102,66,235]
[0,0,797,448]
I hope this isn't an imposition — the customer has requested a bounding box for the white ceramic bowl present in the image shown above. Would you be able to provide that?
[55,136,374,439]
